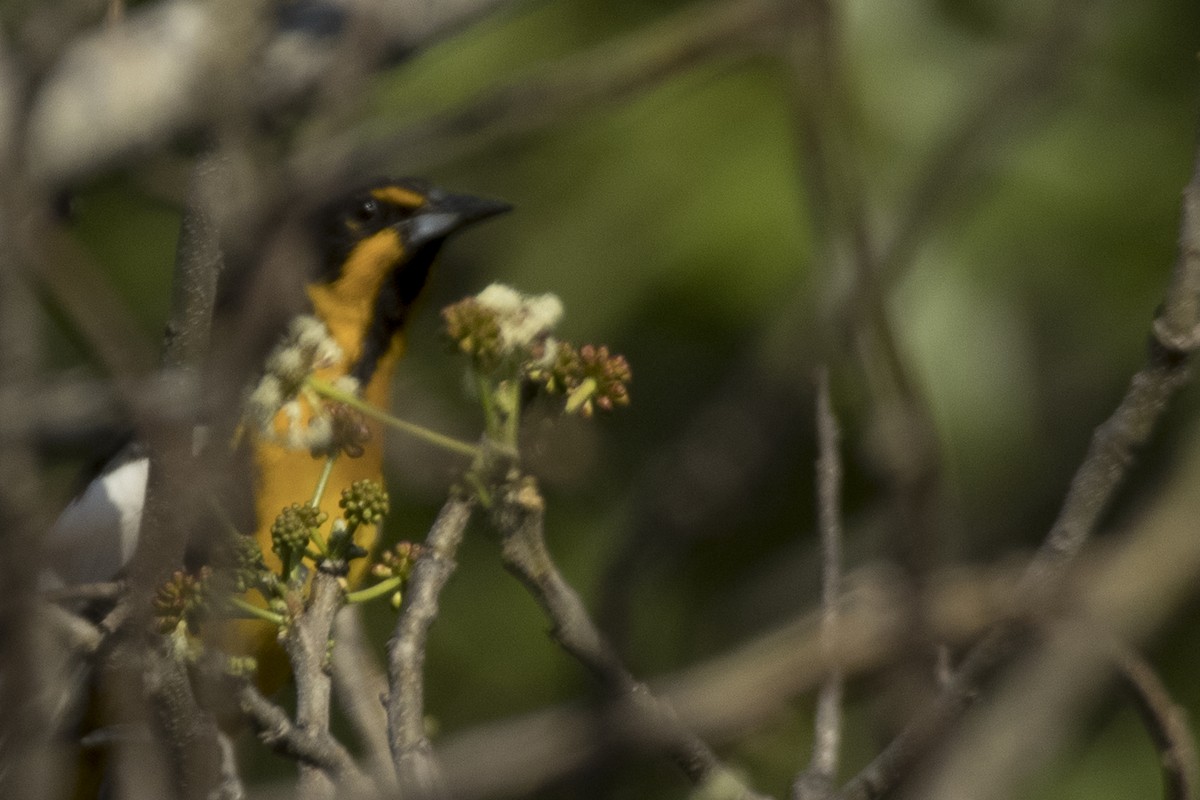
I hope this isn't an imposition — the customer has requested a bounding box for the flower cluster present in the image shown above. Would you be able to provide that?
[271,504,327,557]
[535,343,631,417]
[153,567,213,635]
[231,532,268,594]
[322,403,371,458]
[369,541,424,609]
[339,479,390,529]
[244,315,365,455]
[442,283,631,422]
[443,284,563,374]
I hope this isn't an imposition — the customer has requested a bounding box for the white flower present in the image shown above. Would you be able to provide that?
[475,283,563,354]
[244,316,348,451]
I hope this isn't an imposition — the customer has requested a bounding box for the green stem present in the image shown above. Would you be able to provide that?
[229,596,285,625]
[500,380,522,448]
[565,377,598,415]
[475,371,499,439]
[310,455,337,508]
[308,377,481,459]
[466,471,494,508]
[304,456,336,556]
[344,575,403,605]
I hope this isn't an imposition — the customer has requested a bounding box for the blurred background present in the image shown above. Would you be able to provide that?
[16,0,1200,797]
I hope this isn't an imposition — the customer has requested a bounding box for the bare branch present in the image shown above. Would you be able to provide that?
[0,150,58,800]
[793,368,844,800]
[489,473,772,799]
[315,0,793,181]
[840,144,1200,800]
[332,606,396,791]
[237,679,365,787]
[143,645,232,800]
[437,560,1019,799]
[162,155,227,372]
[914,620,1196,800]
[387,492,476,797]
[1114,641,1199,800]
[283,571,347,800]
[1028,154,1200,583]
[873,0,1089,287]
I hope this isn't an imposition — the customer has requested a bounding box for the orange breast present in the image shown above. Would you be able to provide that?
[222,325,403,692]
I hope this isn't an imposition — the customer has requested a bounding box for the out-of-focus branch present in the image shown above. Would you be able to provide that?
[439,448,1200,800]
[23,0,524,185]
[793,369,844,800]
[283,571,347,800]
[787,0,946,753]
[163,155,226,372]
[44,580,124,606]
[332,606,396,791]
[437,558,1016,799]
[489,473,772,800]
[840,137,1200,800]
[28,218,157,378]
[0,187,56,800]
[387,492,476,797]
[98,150,235,800]
[1025,148,1200,585]
[310,0,793,182]
[916,620,1197,800]
[237,679,367,788]
[143,645,231,800]
[873,0,1088,287]
[0,372,199,455]
[1114,641,1198,800]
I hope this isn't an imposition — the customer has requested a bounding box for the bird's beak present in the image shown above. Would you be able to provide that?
[405,190,512,249]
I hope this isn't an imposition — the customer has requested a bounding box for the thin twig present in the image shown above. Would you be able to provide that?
[1113,641,1199,800]
[489,473,772,799]
[29,221,158,377]
[284,571,346,800]
[308,377,481,459]
[915,617,1196,800]
[788,0,946,754]
[793,368,844,800]
[840,118,1200,800]
[312,0,792,183]
[237,679,367,787]
[332,606,397,792]
[43,581,124,606]
[387,492,476,797]
[872,0,1088,289]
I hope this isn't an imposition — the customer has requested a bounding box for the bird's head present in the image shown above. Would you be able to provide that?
[306,178,510,384]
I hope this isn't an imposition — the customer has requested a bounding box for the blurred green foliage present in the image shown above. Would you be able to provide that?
[58,0,1200,796]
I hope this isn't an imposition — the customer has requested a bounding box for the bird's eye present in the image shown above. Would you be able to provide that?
[353,198,380,223]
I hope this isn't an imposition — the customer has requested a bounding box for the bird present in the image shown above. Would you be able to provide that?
[45,177,510,677]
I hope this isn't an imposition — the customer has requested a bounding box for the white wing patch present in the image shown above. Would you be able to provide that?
[43,458,149,588]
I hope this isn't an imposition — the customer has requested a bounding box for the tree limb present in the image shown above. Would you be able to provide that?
[489,473,773,800]
[793,368,844,800]
[387,491,476,797]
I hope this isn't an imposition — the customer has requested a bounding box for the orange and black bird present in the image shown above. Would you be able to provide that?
[47,178,510,676]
